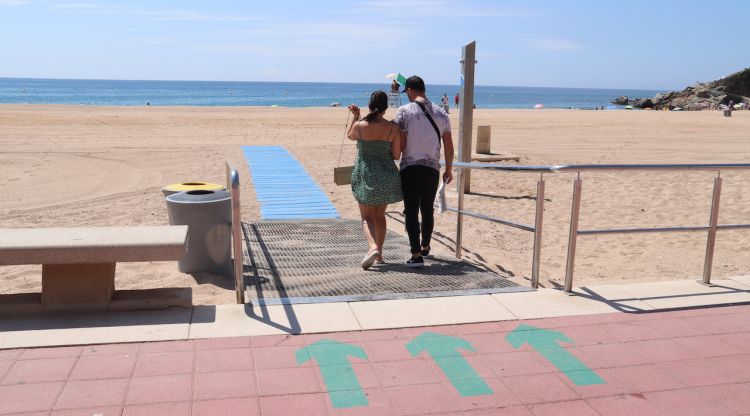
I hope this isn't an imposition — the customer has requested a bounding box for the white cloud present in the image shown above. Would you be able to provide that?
[528,39,582,51]
[358,0,537,18]
[0,0,29,6]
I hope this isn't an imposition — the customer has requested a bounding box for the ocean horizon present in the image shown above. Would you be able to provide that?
[0,77,665,109]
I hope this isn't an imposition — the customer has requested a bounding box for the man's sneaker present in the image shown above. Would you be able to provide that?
[420,246,430,257]
[406,256,424,268]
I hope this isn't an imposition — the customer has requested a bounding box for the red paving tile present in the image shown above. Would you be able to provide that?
[325,388,393,416]
[356,328,410,342]
[482,351,552,377]
[252,345,309,369]
[54,379,129,410]
[599,321,665,342]
[138,340,194,353]
[462,332,519,354]
[122,402,190,416]
[645,387,738,416]
[0,349,22,361]
[558,368,633,399]
[659,355,750,387]
[361,339,416,362]
[609,364,686,392]
[69,354,136,381]
[193,370,257,400]
[250,334,305,348]
[1,356,77,385]
[0,360,13,382]
[385,383,460,415]
[450,377,521,412]
[258,393,329,416]
[81,343,139,356]
[195,347,253,373]
[0,382,63,414]
[255,366,321,396]
[51,406,123,416]
[528,400,600,416]
[715,331,750,354]
[586,394,665,416]
[642,317,704,337]
[192,397,259,416]
[503,373,579,404]
[627,338,697,363]
[19,346,82,360]
[132,351,193,377]
[579,342,653,368]
[458,406,535,416]
[372,359,440,387]
[125,374,192,405]
[315,363,381,390]
[671,334,743,358]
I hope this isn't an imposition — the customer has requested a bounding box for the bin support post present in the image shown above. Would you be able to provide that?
[226,163,245,304]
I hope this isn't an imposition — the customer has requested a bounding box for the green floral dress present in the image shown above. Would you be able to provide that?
[351,140,403,206]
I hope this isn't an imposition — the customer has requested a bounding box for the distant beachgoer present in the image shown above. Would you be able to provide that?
[347,91,403,270]
[395,75,454,268]
[146,102,150,106]
[390,80,399,93]
[441,93,450,113]
[454,93,460,108]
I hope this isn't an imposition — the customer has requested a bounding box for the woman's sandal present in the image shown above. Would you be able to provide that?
[361,249,381,270]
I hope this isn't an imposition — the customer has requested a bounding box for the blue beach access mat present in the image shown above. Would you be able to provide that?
[242,146,340,219]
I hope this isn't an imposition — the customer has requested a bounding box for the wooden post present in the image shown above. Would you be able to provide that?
[476,126,491,154]
[458,41,476,193]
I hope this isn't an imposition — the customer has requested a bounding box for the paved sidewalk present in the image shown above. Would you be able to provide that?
[2,304,750,415]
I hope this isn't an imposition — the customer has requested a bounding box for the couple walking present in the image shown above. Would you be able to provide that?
[347,75,454,270]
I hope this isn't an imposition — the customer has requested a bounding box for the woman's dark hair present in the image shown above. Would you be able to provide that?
[363,90,388,122]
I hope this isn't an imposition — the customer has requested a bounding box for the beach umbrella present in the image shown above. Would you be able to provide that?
[624,105,633,110]
[385,73,397,80]
[533,103,544,109]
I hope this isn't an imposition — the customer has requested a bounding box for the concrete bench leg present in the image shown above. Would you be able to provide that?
[42,263,116,307]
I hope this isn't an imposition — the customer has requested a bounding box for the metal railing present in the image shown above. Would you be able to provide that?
[226,162,245,304]
[445,161,750,292]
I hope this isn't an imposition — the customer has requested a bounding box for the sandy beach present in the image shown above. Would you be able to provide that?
[1,105,749,304]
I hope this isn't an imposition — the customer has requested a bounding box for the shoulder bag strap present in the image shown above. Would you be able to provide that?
[415,101,442,144]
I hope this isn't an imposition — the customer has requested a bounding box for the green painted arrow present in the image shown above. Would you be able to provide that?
[296,339,369,408]
[506,324,604,386]
[406,332,493,397]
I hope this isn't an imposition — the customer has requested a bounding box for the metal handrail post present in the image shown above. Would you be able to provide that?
[564,177,583,293]
[455,167,466,258]
[531,176,545,288]
[226,162,245,304]
[701,175,722,285]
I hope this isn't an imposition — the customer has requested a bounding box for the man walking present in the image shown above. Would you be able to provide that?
[394,76,454,267]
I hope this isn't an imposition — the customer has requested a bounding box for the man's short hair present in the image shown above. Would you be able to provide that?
[401,75,425,93]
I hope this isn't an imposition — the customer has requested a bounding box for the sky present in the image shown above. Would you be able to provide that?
[1,0,748,90]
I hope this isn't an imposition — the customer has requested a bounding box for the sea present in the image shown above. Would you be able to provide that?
[0,78,664,109]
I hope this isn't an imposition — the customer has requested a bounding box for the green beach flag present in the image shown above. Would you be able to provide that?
[396,73,406,85]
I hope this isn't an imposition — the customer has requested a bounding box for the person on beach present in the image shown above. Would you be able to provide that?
[395,76,454,267]
[347,91,404,269]
[454,92,460,108]
[441,93,450,113]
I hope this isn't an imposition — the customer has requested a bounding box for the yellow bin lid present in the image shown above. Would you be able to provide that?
[162,182,225,195]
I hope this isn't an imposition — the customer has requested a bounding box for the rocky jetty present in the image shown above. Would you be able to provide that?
[612,68,750,110]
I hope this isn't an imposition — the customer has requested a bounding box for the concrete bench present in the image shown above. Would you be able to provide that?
[0,226,188,309]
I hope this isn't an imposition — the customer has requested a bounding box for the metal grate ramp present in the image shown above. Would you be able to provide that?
[242,219,531,305]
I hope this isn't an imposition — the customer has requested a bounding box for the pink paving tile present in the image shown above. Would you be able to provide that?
[558,368,633,399]
[0,382,63,415]
[255,366,322,396]
[304,332,360,344]
[586,394,665,416]
[69,354,136,381]
[193,370,257,400]
[645,387,737,416]
[122,402,190,416]
[132,351,193,377]
[316,363,381,390]
[361,339,418,362]
[643,317,703,337]
[385,383,461,415]
[326,388,393,416]
[81,343,140,356]
[54,379,129,410]
[250,334,305,348]
[372,359,440,387]
[687,313,748,335]
[503,373,579,405]
[0,360,13,382]
[1,357,77,385]
[659,356,750,387]
[125,374,192,405]
[551,324,612,346]
[0,349,22,361]
[528,400,599,416]
[671,334,743,358]
[194,336,252,350]
[579,343,652,369]
[252,345,311,369]
[482,351,552,377]
[627,338,697,363]
[3,413,51,416]
[258,393,329,416]
[450,377,521,412]
[138,340,194,353]
[195,348,253,373]
[609,364,686,392]
[441,321,505,335]
[192,397,259,416]
[716,331,750,354]
[356,328,411,342]
[51,406,123,416]
[692,383,750,415]
[19,346,82,360]
[599,321,665,343]
[462,332,519,354]
[458,406,534,416]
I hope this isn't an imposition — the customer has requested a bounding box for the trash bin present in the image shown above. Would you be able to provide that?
[162,182,225,197]
[166,189,232,275]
